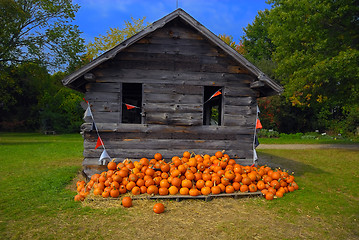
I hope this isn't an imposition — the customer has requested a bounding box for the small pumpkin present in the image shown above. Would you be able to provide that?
[74,194,84,202]
[122,196,132,208]
[225,185,235,193]
[168,186,178,195]
[211,185,221,194]
[159,187,169,195]
[110,189,120,198]
[154,153,163,160]
[153,203,165,214]
[131,186,140,195]
[189,188,200,196]
[239,184,248,192]
[180,187,189,195]
[265,192,274,200]
[102,191,110,198]
[201,186,211,195]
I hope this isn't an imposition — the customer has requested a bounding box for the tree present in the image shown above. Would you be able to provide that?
[241,9,277,78]
[242,0,359,134]
[0,1,85,132]
[38,72,83,133]
[242,10,274,62]
[0,63,84,132]
[218,34,246,55]
[0,62,50,130]
[85,17,147,60]
[267,0,358,111]
[0,0,85,70]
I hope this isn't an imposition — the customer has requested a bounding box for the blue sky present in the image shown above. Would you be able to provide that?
[73,0,272,44]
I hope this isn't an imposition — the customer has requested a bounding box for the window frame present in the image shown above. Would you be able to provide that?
[203,86,223,126]
[121,82,143,124]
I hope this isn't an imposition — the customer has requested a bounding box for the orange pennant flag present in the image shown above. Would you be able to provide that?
[126,104,136,110]
[212,90,222,98]
[95,136,103,149]
[256,119,263,129]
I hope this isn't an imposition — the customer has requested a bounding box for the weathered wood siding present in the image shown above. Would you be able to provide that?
[82,18,258,175]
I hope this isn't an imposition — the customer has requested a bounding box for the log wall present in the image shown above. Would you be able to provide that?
[82,18,258,176]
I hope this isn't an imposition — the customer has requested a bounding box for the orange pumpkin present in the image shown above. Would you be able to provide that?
[189,188,200,196]
[215,151,223,159]
[180,187,189,195]
[74,194,84,202]
[159,187,169,195]
[154,153,163,160]
[211,185,221,194]
[153,203,165,214]
[265,192,274,200]
[147,185,159,195]
[239,184,248,192]
[225,185,235,193]
[201,186,211,195]
[122,196,132,207]
[248,183,258,192]
[131,186,140,195]
[168,186,178,195]
[182,179,193,189]
[110,189,120,198]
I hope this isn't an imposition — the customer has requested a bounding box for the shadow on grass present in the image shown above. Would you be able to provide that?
[257,152,327,177]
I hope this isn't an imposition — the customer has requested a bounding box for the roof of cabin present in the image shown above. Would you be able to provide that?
[62,8,283,96]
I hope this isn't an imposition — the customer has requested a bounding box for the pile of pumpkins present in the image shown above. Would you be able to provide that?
[75,151,298,202]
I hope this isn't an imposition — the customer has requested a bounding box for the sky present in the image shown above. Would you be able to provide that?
[72,0,272,44]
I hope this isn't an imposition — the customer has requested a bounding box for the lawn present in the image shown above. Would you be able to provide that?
[258,132,359,144]
[0,133,358,239]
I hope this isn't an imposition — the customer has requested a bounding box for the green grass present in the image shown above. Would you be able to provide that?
[1,132,358,239]
[259,135,359,144]
[258,130,359,144]
[257,149,359,219]
[0,132,128,239]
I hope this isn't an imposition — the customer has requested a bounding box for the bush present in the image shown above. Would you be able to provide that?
[257,129,280,138]
[39,86,83,133]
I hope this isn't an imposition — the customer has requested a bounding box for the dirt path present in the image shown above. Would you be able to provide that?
[257,144,359,150]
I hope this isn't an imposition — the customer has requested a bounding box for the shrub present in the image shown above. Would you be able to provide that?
[258,129,280,138]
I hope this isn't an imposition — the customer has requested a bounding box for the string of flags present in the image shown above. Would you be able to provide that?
[123,89,222,110]
[84,91,262,166]
[204,89,222,104]
[83,98,111,165]
[83,90,222,165]
[253,106,262,163]
[124,103,140,110]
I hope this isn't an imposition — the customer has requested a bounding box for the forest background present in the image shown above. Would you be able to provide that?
[0,0,358,136]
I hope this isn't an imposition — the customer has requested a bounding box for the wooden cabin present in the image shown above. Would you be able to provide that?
[62,9,282,177]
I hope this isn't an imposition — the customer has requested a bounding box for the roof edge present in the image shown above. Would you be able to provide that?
[175,10,283,94]
[62,8,283,95]
[62,9,185,86]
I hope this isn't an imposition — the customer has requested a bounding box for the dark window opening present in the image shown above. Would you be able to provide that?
[203,86,222,125]
[122,83,142,124]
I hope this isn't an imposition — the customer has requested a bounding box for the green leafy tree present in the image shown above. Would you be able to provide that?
[85,17,147,60]
[0,63,83,132]
[267,0,358,111]
[242,0,359,134]
[0,63,50,130]
[0,0,85,70]
[241,9,277,78]
[0,1,85,132]
[39,72,83,133]
[242,10,274,62]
